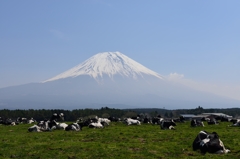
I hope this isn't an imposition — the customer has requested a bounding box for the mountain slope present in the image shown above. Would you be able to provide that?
[43,52,163,82]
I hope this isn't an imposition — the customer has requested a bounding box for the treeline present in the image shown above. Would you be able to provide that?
[0,107,137,121]
[1,106,240,121]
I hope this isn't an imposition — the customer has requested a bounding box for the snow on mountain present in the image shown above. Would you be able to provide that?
[43,52,163,82]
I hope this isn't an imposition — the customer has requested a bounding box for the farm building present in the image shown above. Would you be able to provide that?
[180,114,197,120]
[180,113,233,120]
[200,113,232,119]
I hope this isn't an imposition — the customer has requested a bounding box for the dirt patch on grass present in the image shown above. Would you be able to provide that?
[129,147,141,152]
[138,138,146,143]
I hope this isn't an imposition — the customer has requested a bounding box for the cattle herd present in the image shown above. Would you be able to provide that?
[1,113,240,155]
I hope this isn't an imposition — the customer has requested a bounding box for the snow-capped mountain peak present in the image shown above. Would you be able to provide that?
[43,51,163,82]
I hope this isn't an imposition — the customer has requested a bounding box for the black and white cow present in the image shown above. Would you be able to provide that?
[98,118,111,126]
[229,119,240,127]
[123,118,141,125]
[201,117,210,122]
[108,116,120,122]
[207,118,219,125]
[65,123,81,131]
[229,118,240,124]
[152,117,163,125]
[77,119,91,129]
[192,130,230,154]
[191,119,204,127]
[17,117,28,124]
[27,118,36,124]
[35,120,56,131]
[50,113,64,121]
[160,119,176,130]
[28,125,42,132]
[51,120,68,130]
[88,121,104,128]
[220,116,230,122]
[0,118,17,125]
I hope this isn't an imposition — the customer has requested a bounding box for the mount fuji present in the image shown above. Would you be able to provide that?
[0,52,239,110]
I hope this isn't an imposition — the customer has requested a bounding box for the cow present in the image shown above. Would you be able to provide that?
[98,118,111,126]
[207,118,219,125]
[201,117,210,122]
[35,120,56,131]
[229,119,240,127]
[1,118,17,125]
[142,117,152,124]
[192,130,230,154]
[28,125,42,132]
[123,118,141,125]
[220,116,230,122]
[50,113,64,121]
[160,119,176,130]
[17,117,28,124]
[51,120,68,130]
[152,117,163,125]
[108,116,120,122]
[88,116,98,123]
[173,116,185,123]
[77,119,92,129]
[191,119,204,127]
[88,121,104,128]
[27,118,36,124]
[229,119,240,124]
[29,121,51,132]
[65,123,81,131]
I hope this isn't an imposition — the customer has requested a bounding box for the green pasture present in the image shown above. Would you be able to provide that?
[0,121,239,159]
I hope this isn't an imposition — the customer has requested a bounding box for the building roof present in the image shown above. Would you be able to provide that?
[201,113,232,118]
[180,114,196,118]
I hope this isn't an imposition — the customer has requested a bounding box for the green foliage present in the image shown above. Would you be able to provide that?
[0,108,128,121]
[0,121,240,158]
[1,107,240,122]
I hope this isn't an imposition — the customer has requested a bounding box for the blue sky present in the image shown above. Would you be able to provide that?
[1,1,240,100]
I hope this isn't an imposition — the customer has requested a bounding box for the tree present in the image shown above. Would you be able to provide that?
[102,113,110,118]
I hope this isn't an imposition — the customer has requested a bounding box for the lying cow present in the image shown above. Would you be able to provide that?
[229,119,240,127]
[17,117,28,124]
[89,121,104,128]
[123,118,141,125]
[51,120,68,130]
[151,117,162,125]
[28,125,42,132]
[160,119,176,130]
[192,130,230,154]
[191,119,204,127]
[27,118,36,124]
[65,123,81,131]
[98,118,111,126]
[207,118,219,125]
[34,120,56,132]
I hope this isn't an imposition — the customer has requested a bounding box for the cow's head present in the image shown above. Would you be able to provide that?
[59,113,64,121]
[171,120,176,126]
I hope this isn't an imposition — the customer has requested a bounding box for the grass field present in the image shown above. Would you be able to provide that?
[0,121,239,159]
